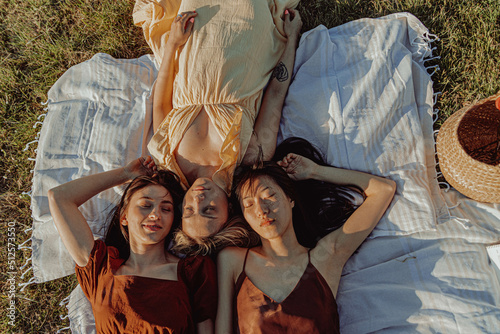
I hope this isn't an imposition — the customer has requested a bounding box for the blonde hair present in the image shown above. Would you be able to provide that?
[172,215,260,256]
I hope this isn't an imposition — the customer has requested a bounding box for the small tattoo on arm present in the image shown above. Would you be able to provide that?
[271,61,289,82]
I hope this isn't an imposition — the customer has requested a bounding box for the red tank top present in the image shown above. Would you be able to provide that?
[233,248,340,334]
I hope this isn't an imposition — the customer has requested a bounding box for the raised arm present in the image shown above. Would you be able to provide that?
[278,153,396,264]
[152,11,197,131]
[242,9,302,164]
[48,157,157,267]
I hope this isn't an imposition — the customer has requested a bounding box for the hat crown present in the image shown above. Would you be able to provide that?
[457,100,500,166]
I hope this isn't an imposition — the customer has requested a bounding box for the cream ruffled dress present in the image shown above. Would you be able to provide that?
[133,0,299,193]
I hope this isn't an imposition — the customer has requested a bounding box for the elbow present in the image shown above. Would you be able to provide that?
[384,178,397,193]
[47,187,63,219]
[48,186,70,212]
[48,185,68,203]
[47,188,64,232]
[366,177,396,201]
[380,178,397,200]
[47,187,59,205]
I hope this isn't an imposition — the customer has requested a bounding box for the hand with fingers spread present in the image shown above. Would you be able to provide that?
[277,153,318,181]
[283,9,302,42]
[168,11,198,48]
[124,156,157,180]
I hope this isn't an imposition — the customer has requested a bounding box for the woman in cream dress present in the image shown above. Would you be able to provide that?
[133,0,301,251]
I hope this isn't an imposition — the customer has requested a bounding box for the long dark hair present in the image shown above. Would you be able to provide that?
[272,137,365,247]
[105,170,185,259]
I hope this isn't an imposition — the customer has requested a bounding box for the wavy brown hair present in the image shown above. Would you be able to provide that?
[105,170,185,259]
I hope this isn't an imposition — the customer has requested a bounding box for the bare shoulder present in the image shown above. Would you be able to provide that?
[217,246,249,284]
[217,246,248,266]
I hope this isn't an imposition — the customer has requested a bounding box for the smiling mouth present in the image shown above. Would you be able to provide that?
[143,224,161,232]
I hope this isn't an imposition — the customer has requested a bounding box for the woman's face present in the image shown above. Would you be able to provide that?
[122,185,175,246]
[239,175,294,240]
[182,178,229,238]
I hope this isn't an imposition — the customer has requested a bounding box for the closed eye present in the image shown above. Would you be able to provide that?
[139,201,152,208]
[183,207,194,218]
[204,206,216,213]
[242,202,253,208]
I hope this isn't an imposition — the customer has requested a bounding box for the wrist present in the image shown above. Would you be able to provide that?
[166,39,182,52]
[309,163,325,181]
[286,34,299,45]
[120,167,134,182]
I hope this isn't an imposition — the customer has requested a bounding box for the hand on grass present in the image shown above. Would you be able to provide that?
[124,156,157,180]
[168,11,197,49]
[277,153,317,181]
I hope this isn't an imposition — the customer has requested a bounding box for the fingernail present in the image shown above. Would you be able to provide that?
[285,9,289,14]
[189,18,194,22]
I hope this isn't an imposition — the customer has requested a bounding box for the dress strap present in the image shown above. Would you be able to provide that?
[242,248,251,272]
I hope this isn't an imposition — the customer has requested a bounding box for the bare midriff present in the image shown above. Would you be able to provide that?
[175,106,224,184]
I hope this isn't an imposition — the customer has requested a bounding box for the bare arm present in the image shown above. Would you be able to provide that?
[215,247,242,334]
[243,9,302,164]
[312,165,395,263]
[197,319,214,334]
[48,157,157,267]
[278,154,396,264]
[152,11,197,132]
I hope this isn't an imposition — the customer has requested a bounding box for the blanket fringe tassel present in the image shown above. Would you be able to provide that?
[60,295,71,307]
[20,256,32,270]
[15,101,51,323]
[18,276,36,292]
[423,35,459,210]
[56,326,71,334]
[56,295,72,333]
[29,100,72,332]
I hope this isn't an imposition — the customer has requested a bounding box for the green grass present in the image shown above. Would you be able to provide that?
[0,0,498,332]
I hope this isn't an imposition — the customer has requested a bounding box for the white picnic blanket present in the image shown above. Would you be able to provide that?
[278,14,450,237]
[277,15,500,333]
[31,54,158,282]
[29,12,500,334]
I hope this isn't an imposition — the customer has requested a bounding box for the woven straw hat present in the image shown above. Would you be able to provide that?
[436,91,500,203]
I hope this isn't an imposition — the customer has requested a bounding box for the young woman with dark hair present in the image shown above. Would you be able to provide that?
[216,155,396,333]
[48,157,217,333]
